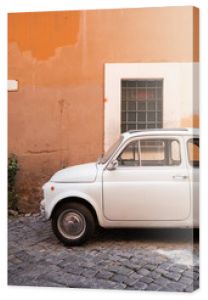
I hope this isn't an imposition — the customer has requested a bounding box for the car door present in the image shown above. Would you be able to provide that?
[102,136,191,221]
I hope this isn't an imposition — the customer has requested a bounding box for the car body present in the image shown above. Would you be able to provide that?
[41,128,199,245]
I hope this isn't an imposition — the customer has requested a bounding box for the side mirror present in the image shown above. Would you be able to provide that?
[107,159,118,171]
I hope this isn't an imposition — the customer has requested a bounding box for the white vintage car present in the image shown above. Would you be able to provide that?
[41,128,199,245]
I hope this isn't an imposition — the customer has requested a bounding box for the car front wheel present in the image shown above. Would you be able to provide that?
[52,202,95,245]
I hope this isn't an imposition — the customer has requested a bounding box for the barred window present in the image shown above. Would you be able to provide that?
[121,79,163,132]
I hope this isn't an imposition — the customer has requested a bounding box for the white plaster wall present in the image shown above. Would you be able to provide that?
[104,63,199,151]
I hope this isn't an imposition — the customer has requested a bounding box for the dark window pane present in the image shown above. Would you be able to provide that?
[122,80,127,87]
[121,124,126,133]
[122,112,126,122]
[157,89,162,99]
[126,88,136,100]
[137,81,147,87]
[131,89,136,100]
[122,101,126,110]
[156,101,162,110]
[125,88,130,100]
[147,81,156,87]
[128,112,136,122]
[147,123,156,129]
[128,80,137,87]
[147,101,156,110]
[147,88,156,100]
[147,112,156,121]
[137,112,146,121]
[157,112,162,121]
[128,101,136,110]
[137,123,146,129]
[127,124,136,130]
[122,89,126,101]
[136,88,146,100]
[137,101,146,110]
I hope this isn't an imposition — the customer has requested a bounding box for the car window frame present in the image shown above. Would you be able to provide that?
[106,135,183,169]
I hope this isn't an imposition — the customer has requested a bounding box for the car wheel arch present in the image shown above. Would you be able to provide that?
[51,196,99,227]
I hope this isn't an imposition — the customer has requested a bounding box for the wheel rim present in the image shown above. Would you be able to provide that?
[57,209,86,240]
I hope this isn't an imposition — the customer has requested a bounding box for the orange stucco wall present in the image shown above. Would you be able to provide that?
[8,7,199,212]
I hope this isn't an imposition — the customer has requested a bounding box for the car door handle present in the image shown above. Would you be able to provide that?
[173,175,188,180]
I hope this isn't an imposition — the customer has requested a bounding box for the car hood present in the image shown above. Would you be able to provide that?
[50,162,98,183]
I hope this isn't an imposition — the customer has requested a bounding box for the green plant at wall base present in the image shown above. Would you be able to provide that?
[8,154,19,210]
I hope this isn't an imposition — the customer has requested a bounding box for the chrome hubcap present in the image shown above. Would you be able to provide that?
[57,210,86,240]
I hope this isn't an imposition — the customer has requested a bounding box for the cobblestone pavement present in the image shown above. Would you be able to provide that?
[8,215,199,292]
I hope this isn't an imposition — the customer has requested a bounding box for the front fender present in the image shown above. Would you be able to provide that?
[46,189,101,223]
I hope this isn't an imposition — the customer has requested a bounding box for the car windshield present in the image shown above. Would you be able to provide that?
[98,136,124,164]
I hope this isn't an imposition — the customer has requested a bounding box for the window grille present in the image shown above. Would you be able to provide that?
[121,79,163,132]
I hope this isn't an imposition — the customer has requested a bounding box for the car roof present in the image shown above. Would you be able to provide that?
[122,128,199,139]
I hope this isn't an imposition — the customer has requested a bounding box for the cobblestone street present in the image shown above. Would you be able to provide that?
[8,215,199,292]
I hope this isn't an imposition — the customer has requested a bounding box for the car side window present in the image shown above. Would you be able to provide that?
[117,138,181,167]
[117,141,139,166]
[140,139,181,166]
[187,138,199,167]
[140,139,165,166]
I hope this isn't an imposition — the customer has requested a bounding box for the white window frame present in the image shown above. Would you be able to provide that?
[104,62,198,151]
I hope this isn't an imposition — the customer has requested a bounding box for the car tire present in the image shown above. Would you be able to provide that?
[52,202,95,246]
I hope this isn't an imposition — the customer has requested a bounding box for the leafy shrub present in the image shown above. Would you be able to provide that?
[8,154,19,210]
